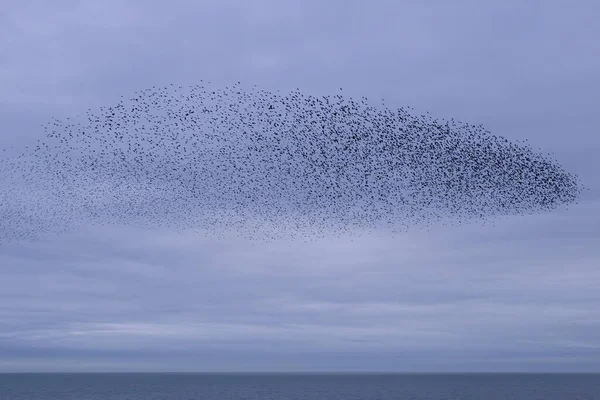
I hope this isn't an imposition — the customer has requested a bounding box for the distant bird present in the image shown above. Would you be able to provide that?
[0,82,584,245]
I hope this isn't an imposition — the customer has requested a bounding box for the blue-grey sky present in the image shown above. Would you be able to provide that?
[1,0,599,372]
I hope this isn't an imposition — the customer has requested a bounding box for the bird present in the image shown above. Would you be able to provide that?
[0,81,584,245]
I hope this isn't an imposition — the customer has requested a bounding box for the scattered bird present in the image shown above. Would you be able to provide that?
[0,82,584,244]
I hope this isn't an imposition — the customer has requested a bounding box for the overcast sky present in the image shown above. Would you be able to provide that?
[1,0,599,372]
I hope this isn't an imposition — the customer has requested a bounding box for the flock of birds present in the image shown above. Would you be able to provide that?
[0,82,584,244]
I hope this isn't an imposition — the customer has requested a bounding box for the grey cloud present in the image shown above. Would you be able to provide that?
[1,204,599,370]
[1,0,599,371]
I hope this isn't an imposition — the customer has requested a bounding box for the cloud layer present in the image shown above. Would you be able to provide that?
[1,0,599,372]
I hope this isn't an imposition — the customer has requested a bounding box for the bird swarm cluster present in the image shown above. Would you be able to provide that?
[0,82,583,244]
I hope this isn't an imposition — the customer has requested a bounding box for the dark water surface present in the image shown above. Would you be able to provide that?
[1,373,599,399]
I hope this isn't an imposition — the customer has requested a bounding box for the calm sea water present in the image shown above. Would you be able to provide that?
[0,373,599,399]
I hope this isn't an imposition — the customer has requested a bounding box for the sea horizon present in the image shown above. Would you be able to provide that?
[2,371,599,374]
[2,372,599,399]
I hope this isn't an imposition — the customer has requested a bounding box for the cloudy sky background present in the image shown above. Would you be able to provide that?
[1,0,599,372]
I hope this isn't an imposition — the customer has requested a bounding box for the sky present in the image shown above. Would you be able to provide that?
[0,0,599,373]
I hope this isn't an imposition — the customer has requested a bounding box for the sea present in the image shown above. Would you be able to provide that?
[0,373,599,399]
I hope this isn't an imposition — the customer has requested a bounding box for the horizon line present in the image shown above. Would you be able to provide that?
[2,371,599,375]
